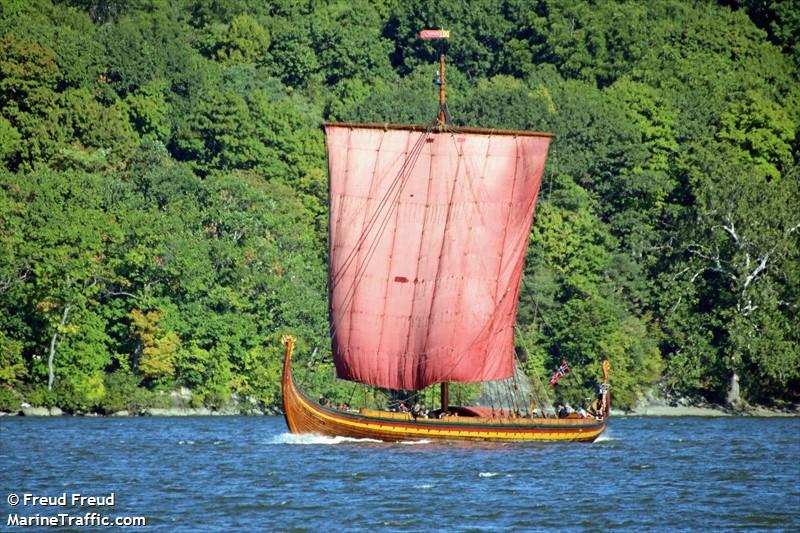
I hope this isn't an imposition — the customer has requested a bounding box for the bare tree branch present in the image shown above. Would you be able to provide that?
[48,303,72,391]
[107,289,138,299]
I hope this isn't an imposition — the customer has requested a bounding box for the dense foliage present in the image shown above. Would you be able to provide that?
[1,0,797,412]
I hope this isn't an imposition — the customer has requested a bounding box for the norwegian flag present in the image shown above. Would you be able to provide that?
[549,360,570,385]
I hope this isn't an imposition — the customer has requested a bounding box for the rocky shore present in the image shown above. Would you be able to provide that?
[0,388,284,417]
[1,405,284,417]
[611,399,799,417]
[2,386,796,418]
[5,402,797,418]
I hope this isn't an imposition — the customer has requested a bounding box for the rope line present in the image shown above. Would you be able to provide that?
[331,122,435,324]
[330,122,435,290]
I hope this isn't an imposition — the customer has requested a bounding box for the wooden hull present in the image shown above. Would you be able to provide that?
[281,338,609,443]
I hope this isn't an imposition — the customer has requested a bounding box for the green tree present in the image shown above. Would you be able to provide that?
[0,329,26,385]
[3,168,121,391]
[0,32,65,168]
[125,80,172,142]
[717,89,795,180]
[129,309,180,381]
[0,116,21,167]
[56,87,138,168]
[215,14,270,64]
[522,178,663,408]
[670,143,800,405]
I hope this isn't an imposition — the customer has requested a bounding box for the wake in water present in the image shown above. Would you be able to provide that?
[270,433,435,446]
[594,430,617,442]
[270,433,383,445]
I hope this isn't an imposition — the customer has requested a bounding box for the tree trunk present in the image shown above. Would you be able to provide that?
[48,304,72,391]
[726,370,741,407]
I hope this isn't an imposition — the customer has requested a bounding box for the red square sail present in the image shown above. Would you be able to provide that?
[325,124,551,390]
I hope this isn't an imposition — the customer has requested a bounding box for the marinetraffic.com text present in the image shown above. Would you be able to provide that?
[6,492,146,528]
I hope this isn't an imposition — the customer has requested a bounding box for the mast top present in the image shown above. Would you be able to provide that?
[419,29,450,40]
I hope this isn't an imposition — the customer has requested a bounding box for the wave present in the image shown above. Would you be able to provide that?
[270,433,383,445]
[594,431,616,442]
[478,472,499,478]
[270,433,435,445]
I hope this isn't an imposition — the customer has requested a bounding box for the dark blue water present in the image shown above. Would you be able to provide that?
[1,416,798,531]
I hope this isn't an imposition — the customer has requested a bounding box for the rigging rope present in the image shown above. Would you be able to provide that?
[516,272,558,416]
[516,328,553,416]
[329,123,435,330]
[330,122,435,290]
[310,121,435,407]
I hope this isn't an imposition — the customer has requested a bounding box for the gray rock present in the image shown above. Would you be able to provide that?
[168,387,193,407]
[640,389,667,407]
[143,407,213,416]
[111,410,130,417]
[49,407,63,416]
[21,406,51,416]
[143,408,176,416]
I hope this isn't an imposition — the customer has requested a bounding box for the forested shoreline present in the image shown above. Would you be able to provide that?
[1,0,798,414]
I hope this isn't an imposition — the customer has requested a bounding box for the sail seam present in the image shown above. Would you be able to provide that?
[448,134,494,380]
[403,130,439,387]
[345,129,388,381]
[487,135,521,378]
[418,132,465,386]
[331,127,431,289]
[377,128,411,387]
[331,125,433,385]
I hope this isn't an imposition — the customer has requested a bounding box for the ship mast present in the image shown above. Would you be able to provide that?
[437,51,447,126]
[421,28,451,411]
[438,48,448,411]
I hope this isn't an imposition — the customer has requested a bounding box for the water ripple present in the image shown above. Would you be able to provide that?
[1,416,798,531]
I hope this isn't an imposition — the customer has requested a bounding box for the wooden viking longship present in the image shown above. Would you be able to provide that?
[281,30,610,443]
